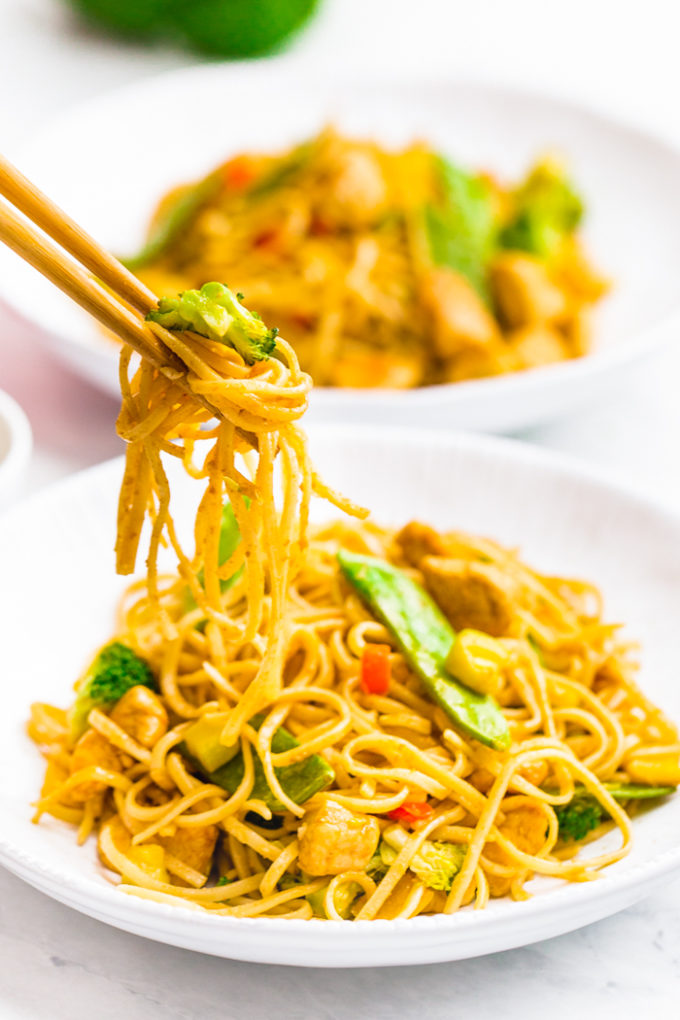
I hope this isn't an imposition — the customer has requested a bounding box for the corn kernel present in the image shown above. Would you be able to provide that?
[446,629,509,697]
[626,754,680,787]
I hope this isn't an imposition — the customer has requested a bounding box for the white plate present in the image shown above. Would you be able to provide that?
[1,425,679,967]
[2,67,680,432]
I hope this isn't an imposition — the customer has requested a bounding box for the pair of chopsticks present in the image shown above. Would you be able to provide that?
[0,154,230,425]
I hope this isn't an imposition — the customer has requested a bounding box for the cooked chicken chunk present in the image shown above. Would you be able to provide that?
[396,521,450,567]
[298,800,380,876]
[160,825,219,876]
[69,729,123,802]
[491,252,567,327]
[499,804,548,856]
[325,150,388,229]
[420,556,516,637]
[330,342,424,389]
[421,267,500,358]
[508,324,568,369]
[109,685,168,749]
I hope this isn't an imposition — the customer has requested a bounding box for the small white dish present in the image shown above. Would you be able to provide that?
[0,425,679,967]
[0,388,32,511]
[2,67,680,432]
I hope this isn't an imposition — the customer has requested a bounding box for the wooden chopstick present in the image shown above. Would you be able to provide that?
[0,196,181,376]
[0,154,258,447]
[0,154,156,316]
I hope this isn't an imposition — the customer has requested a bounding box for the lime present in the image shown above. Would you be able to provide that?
[170,0,320,57]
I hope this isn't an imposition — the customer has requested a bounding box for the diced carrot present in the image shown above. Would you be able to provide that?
[360,643,391,695]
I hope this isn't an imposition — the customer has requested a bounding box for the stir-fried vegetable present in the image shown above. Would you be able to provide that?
[181,714,334,812]
[372,829,467,892]
[147,282,278,363]
[360,643,391,695]
[124,172,222,270]
[69,642,156,742]
[337,550,511,750]
[424,155,497,297]
[388,800,433,826]
[555,782,676,841]
[500,157,584,258]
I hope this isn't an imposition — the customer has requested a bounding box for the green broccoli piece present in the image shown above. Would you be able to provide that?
[555,797,604,841]
[147,282,278,364]
[555,782,676,841]
[69,641,157,743]
[500,157,584,258]
[424,155,497,298]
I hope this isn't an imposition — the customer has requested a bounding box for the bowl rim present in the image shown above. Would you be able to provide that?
[1,424,679,951]
[0,388,32,500]
[7,65,680,412]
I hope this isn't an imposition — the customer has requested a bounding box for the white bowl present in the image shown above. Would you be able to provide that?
[2,68,680,433]
[0,425,679,967]
[0,388,32,511]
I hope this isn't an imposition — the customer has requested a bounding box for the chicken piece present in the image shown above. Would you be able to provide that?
[420,556,516,638]
[491,252,567,327]
[517,760,549,789]
[396,521,450,567]
[324,148,388,230]
[69,729,123,803]
[160,824,219,877]
[330,342,424,389]
[499,804,548,856]
[109,685,168,749]
[298,799,380,876]
[421,267,500,359]
[507,324,569,369]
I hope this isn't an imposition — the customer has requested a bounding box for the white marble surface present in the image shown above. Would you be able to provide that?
[1,0,680,1015]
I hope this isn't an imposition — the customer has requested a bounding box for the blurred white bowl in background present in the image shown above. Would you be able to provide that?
[0,389,32,511]
[2,67,680,432]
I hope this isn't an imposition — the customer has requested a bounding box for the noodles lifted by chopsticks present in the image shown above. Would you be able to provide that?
[28,286,679,922]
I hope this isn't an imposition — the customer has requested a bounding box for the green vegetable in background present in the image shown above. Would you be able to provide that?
[64,0,321,58]
[181,713,335,811]
[65,0,168,37]
[555,782,675,841]
[337,550,510,751]
[499,157,584,258]
[424,155,497,297]
[69,641,157,742]
[168,0,321,58]
[147,282,278,363]
[123,173,222,271]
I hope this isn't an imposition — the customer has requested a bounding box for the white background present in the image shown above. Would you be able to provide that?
[0,0,679,1017]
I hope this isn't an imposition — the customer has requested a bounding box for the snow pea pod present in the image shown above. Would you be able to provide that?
[337,550,511,751]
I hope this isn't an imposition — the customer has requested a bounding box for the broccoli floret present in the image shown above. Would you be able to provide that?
[147,282,278,364]
[555,797,604,841]
[554,782,675,842]
[69,641,156,742]
[500,157,584,258]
